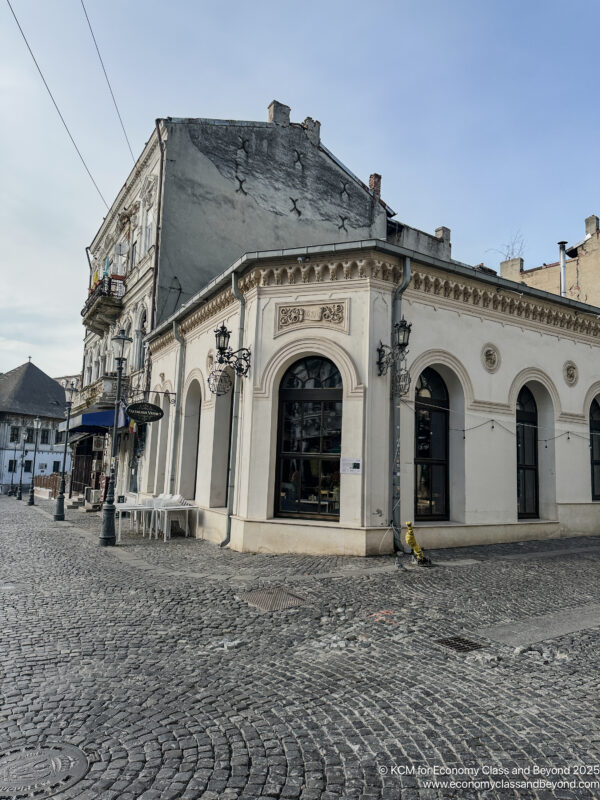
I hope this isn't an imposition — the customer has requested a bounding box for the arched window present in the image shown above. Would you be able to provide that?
[517,385,538,518]
[136,310,147,371]
[414,367,449,520]
[590,399,600,500]
[276,357,342,519]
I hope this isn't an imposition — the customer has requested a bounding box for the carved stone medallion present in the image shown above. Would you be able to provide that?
[563,360,578,387]
[481,343,501,374]
[275,299,348,336]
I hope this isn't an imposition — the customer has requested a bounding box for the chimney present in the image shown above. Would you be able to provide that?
[268,100,290,126]
[369,173,381,199]
[435,226,451,243]
[585,214,599,236]
[500,257,524,282]
[302,117,320,146]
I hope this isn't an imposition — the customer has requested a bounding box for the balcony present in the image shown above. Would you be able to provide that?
[81,276,125,335]
[72,373,131,415]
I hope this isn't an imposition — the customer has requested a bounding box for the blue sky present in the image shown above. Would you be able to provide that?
[1,0,599,376]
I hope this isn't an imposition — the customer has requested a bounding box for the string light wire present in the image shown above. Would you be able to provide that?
[80,0,135,163]
[5,0,109,209]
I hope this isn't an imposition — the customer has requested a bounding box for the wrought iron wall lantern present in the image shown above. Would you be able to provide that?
[214,323,251,377]
[377,318,412,396]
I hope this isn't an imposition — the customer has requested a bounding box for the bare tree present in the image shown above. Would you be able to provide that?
[486,230,525,262]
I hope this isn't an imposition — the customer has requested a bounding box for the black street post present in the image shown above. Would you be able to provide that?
[100,329,132,546]
[8,440,17,496]
[27,417,41,506]
[17,431,28,500]
[54,381,77,521]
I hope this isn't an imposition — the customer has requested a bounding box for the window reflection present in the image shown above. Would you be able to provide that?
[277,358,342,519]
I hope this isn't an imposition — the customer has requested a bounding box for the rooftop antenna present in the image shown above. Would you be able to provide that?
[28,356,32,362]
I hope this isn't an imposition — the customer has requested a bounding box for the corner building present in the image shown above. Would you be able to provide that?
[144,238,600,554]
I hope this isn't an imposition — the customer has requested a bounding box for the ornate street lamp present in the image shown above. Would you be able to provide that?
[376,317,412,397]
[27,417,41,506]
[16,430,27,500]
[54,380,78,521]
[213,323,251,377]
[100,328,132,546]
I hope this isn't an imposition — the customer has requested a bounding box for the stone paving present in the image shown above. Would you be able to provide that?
[1,496,600,800]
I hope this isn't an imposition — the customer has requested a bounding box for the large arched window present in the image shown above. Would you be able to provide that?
[414,367,449,520]
[517,385,538,518]
[276,357,342,519]
[590,399,600,501]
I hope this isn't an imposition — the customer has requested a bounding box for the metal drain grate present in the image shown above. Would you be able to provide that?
[239,587,306,612]
[436,636,484,653]
[0,743,89,799]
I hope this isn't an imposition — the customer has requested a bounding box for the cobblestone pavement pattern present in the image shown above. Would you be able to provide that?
[1,496,600,800]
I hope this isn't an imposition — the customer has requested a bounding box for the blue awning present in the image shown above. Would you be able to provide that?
[60,408,127,434]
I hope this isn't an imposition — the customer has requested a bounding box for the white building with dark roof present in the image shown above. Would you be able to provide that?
[0,362,70,494]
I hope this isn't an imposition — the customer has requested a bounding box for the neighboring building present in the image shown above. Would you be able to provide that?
[500,214,600,304]
[71,101,451,500]
[0,362,70,493]
[144,237,600,554]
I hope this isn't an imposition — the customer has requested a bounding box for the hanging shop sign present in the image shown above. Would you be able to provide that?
[125,401,164,423]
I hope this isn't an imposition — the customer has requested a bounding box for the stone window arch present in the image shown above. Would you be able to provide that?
[275,356,342,520]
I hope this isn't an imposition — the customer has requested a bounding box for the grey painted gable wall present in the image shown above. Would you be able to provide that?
[155,119,388,323]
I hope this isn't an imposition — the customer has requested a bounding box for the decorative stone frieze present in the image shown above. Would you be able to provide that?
[276,300,348,336]
[481,343,501,373]
[238,256,404,291]
[563,360,578,387]
[409,269,600,342]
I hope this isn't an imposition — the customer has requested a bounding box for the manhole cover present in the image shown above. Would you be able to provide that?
[436,636,484,653]
[0,743,89,799]
[239,587,306,612]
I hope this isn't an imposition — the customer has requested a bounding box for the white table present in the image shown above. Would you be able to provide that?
[116,503,153,543]
[151,505,195,542]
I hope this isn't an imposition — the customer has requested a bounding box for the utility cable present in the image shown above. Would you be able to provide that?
[5,0,109,209]
[80,0,135,163]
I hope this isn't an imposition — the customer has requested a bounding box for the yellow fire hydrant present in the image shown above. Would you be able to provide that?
[405,521,432,566]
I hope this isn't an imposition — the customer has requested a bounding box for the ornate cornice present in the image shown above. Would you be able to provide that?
[409,268,600,342]
[180,288,235,336]
[238,256,403,291]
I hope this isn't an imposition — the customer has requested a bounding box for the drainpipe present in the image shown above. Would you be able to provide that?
[221,272,245,547]
[391,255,412,553]
[151,120,165,330]
[558,241,567,298]
[168,321,185,494]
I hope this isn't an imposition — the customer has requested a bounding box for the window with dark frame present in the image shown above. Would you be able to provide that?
[276,357,342,521]
[10,426,19,443]
[24,460,32,473]
[40,429,49,444]
[414,367,450,521]
[590,399,600,501]
[55,430,64,444]
[8,460,16,473]
[516,385,539,519]
[53,461,60,473]
[25,428,34,443]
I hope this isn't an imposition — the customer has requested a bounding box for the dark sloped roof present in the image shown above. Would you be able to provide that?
[0,362,65,419]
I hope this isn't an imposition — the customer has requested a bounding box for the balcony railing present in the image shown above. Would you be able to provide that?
[72,373,131,414]
[81,276,125,335]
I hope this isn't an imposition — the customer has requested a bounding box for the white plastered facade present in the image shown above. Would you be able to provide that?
[142,248,600,554]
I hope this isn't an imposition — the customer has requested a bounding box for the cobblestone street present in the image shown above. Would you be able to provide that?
[1,496,600,800]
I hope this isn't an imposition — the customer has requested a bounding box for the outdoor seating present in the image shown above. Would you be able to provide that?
[115,493,195,544]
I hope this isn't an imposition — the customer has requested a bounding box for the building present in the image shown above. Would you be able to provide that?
[142,232,600,554]
[0,362,70,494]
[71,101,451,500]
[500,214,600,304]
